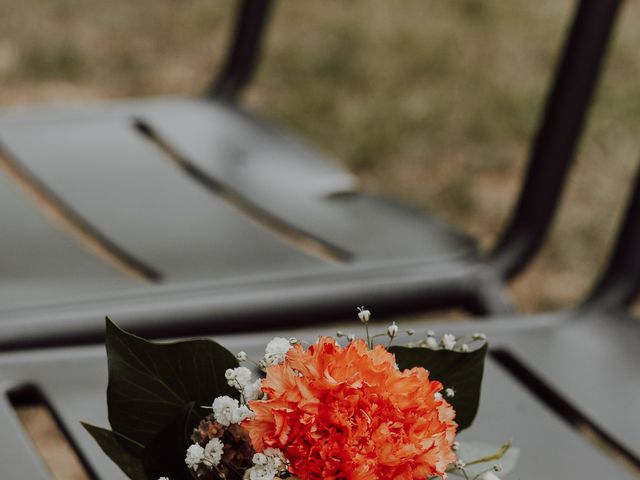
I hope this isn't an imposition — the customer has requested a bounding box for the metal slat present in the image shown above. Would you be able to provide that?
[0,385,51,480]
[0,165,136,311]
[0,113,327,282]
[136,99,477,262]
[499,313,640,459]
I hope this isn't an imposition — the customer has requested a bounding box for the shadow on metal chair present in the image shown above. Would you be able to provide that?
[0,0,622,350]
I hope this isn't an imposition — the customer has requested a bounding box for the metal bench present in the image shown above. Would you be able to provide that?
[0,0,622,351]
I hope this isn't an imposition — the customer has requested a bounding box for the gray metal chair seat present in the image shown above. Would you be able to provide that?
[0,97,476,278]
[421,309,640,466]
[0,96,478,348]
[3,163,640,479]
[0,323,636,480]
[0,0,623,350]
[421,164,640,469]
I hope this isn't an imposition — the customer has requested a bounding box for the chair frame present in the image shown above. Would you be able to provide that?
[211,0,623,282]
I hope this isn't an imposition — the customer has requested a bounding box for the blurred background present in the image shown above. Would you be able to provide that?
[1,3,640,477]
[1,0,639,312]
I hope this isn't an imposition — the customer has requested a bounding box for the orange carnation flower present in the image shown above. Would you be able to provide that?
[243,337,457,480]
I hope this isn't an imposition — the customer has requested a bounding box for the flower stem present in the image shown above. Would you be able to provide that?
[464,440,512,467]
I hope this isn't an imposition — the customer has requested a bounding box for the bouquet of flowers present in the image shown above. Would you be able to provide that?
[84,308,517,480]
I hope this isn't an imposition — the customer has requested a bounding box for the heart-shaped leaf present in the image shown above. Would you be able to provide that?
[105,318,240,446]
[142,406,204,480]
[389,343,487,431]
[82,423,146,480]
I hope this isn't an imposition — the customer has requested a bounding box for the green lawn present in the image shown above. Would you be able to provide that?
[1,0,639,312]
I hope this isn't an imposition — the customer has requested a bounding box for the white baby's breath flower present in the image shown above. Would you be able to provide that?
[263,448,287,470]
[357,306,371,324]
[226,366,253,390]
[236,351,248,361]
[202,438,224,468]
[434,392,443,401]
[212,395,240,426]
[445,387,455,398]
[387,322,398,338]
[426,337,439,349]
[244,379,263,401]
[253,453,268,465]
[478,472,502,480]
[264,337,292,366]
[234,404,255,423]
[244,449,286,480]
[244,465,277,480]
[185,443,204,470]
[158,477,169,480]
[472,332,487,341]
[235,367,253,386]
[442,333,456,350]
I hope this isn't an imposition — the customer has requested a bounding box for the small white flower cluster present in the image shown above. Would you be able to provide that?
[243,448,287,480]
[238,337,296,370]
[357,306,371,323]
[226,366,263,402]
[342,307,416,349]
[184,337,296,477]
[410,331,487,352]
[451,440,506,480]
[185,438,224,471]
[184,394,255,472]
[263,337,293,366]
[212,395,254,426]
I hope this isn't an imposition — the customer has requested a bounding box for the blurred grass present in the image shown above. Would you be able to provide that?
[1,0,639,312]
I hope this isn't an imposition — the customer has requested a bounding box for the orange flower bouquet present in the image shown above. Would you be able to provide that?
[84,308,517,480]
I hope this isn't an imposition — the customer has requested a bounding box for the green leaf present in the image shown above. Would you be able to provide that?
[105,317,240,446]
[81,423,146,480]
[389,343,488,431]
[143,407,203,480]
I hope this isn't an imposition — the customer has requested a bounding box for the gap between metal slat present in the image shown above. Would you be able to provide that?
[492,349,640,478]
[0,147,161,284]
[134,119,351,265]
[8,385,95,480]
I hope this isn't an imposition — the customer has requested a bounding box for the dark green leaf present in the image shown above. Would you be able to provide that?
[143,407,202,480]
[105,317,240,446]
[389,343,488,431]
[81,423,146,480]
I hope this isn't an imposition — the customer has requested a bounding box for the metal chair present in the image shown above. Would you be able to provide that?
[0,0,622,351]
[2,162,640,478]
